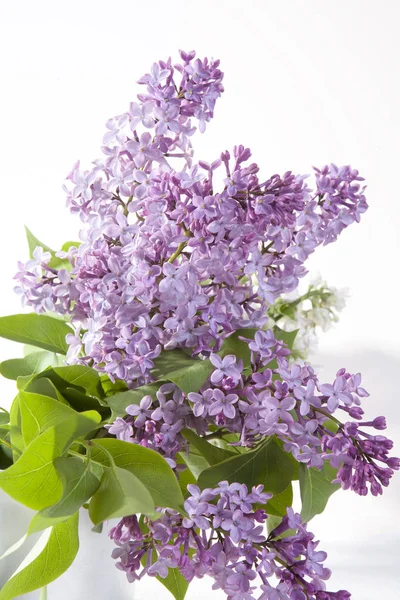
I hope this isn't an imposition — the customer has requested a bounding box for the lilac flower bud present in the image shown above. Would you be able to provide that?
[347,406,364,419]
[372,416,387,430]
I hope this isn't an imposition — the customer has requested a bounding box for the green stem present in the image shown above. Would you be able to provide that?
[123,195,133,217]
[261,241,274,255]
[167,225,192,263]
[83,439,116,467]
[68,449,87,462]
[269,287,332,323]
[168,240,188,263]
[311,405,342,425]
[204,430,228,440]
[0,439,16,453]
[92,426,111,440]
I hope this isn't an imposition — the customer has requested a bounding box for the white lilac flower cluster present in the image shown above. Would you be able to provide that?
[267,277,349,359]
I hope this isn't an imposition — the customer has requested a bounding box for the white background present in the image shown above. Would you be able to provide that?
[0,1,399,598]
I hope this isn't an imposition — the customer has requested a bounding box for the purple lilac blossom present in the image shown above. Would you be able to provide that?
[106,330,398,497]
[12,49,397,600]
[15,50,367,385]
[109,483,351,599]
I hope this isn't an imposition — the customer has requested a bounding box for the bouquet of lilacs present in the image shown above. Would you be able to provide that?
[0,50,398,600]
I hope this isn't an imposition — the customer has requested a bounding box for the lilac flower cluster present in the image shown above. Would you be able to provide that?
[106,330,399,496]
[14,51,367,384]
[11,49,397,600]
[109,482,350,600]
[105,383,188,466]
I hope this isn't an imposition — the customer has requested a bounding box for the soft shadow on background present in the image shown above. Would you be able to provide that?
[1,350,399,599]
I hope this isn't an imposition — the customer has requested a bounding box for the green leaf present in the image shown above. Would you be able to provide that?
[61,387,109,415]
[181,429,235,465]
[0,351,62,380]
[299,462,340,522]
[158,567,189,600]
[197,438,294,494]
[88,465,155,524]
[19,376,67,403]
[19,392,84,446]
[178,449,209,480]
[152,350,213,395]
[106,383,159,419]
[18,365,108,416]
[25,226,54,259]
[9,395,24,461]
[16,375,32,390]
[0,513,79,600]
[92,439,184,510]
[152,349,197,377]
[274,437,299,480]
[27,514,73,536]
[0,409,10,426]
[49,365,103,398]
[24,344,41,356]
[29,457,102,533]
[219,328,258,368]
[0,412,101,510]
[267,514,283,535]
[152,329,259,395]
[0,425,10,444]
[0,426,11,469]
[0,445,13,470]
[19,365,104,400]
[265,483,293,517]
[273,327,299,350]
[0,424,10,437]
[61,241,80,253]
[266,515,296,539]
[323,418,339,434]
[0,314,71,354]
[176,458,196,498]
[100,375,128,397]
[24,227,77,270]
[51,456,103,516]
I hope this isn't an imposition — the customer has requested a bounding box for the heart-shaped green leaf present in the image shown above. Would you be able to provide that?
[0,412,101,510]
[92,439,184,510]
[89,465,155,524]
[29,456,103,533]
[0,513,79,600]
[197,438,294,495]
[299,462,340,522]
[0,314,72,355]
